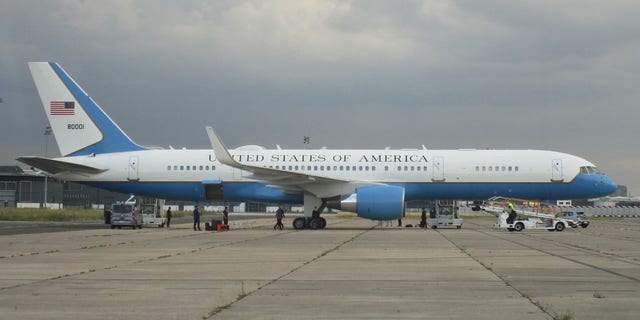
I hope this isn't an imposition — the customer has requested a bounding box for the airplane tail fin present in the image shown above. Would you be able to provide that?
[28,62,145,156]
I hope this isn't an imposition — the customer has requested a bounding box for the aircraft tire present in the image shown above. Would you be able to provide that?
[555,222,565,232]
[309,218,322,230]
[514,223,524,232]
[293,217,307,230]
[319,217,326,229]
[110,225,115,229]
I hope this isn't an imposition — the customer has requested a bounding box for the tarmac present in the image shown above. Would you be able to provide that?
[1,215,639,319]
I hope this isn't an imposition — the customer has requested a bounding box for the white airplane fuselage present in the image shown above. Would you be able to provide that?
[49,147,614,203]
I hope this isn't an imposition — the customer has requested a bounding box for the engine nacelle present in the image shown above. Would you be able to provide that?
[329,185,405,220]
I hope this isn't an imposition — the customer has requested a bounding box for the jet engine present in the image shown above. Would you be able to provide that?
[328,185,405,220]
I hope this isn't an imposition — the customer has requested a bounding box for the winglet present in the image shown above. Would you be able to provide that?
[206,126,242,168]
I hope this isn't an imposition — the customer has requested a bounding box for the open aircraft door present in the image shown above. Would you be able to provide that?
[128,156,139,181]
[203,180,224,201]
[551,159,563,182]
[432,156,445,182]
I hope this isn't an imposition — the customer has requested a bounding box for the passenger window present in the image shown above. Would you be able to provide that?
[384,166,389,171]
[482,166,486,172]
[199,165,203,171]
[475,166,479,172]
[515,166,519,172]
[205,166,209,170]
[186,166,190,171]
[501,166,505,171]
[488,167,492,172]
[372,166,376,171]
[295,166,299,170]
[508,166,512,171]
[340,166,344,171]
[167,165,171,171]
[397,166,402,171]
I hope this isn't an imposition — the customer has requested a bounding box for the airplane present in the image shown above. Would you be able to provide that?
[18,62,618,229]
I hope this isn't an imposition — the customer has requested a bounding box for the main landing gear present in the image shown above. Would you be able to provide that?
[292,201,327,230]
[293,216,327,230]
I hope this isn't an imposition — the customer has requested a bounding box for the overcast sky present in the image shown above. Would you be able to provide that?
[1,0,639,194]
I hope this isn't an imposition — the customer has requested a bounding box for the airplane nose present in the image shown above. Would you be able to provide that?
[601,175,618,195]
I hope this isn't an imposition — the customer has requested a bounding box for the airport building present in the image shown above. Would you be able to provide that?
[0,165,129,209]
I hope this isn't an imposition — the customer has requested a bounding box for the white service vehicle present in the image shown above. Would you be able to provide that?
[140,198,166,227]
[483,197,571,232]
[430,200,463,229]
[559,211,590,228]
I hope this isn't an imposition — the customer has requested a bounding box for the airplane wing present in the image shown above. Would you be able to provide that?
[206,127,379,197]
[16,156,107,175]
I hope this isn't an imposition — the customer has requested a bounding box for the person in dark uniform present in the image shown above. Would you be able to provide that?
[274,206,285,230]
[420,208,427,228]
[166,207,172,227]
[223,206,229,225]
[193,205,201,231]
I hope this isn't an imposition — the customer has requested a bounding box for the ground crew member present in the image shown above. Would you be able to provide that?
[223,206,229,225]
[274,206,285,230]
[166,207,172,228]
[507,202,517,224]
[193,205,201,231]
[420,208,427,228]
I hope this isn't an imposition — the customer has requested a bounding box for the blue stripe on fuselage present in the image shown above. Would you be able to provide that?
[400,173,616,200]
[87,182,303,203]
[50,62,146,156]
[86,173,615,203]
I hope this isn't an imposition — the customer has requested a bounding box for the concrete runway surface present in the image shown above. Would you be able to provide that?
[1,216,638,319]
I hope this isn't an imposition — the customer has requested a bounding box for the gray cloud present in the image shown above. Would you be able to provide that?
[1,0,639,194]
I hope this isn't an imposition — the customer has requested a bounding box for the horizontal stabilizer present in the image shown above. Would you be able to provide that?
[16,157,107,174]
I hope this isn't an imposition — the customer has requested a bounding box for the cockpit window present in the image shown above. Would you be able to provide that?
[580,166,602,175]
